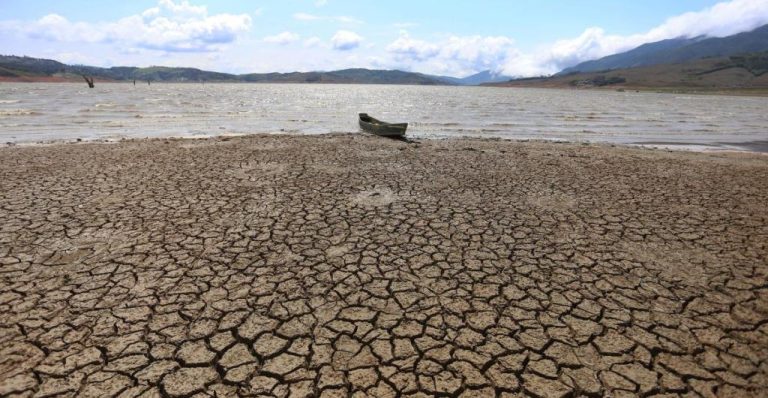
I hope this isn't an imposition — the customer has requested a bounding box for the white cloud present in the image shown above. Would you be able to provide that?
[263,31,300,45]
[144,0,206,18]
[502,0,768,76]
[386,32,439,61]
[331,30,363,51]
[335,16,363,24]
[50,51,102,66]
[293,12,362,24]
[293,12,321,21]
[385,0,768,77]
[4,0,252,52]
[25,14,103,42]
[303,37,324,48]
[645,0,768,39]
[441,36,516,68]
[1,0,765,77]
[529,28,629,74]
[385,31,517,76]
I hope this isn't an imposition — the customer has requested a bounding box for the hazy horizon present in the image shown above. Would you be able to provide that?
[1,0,768,78]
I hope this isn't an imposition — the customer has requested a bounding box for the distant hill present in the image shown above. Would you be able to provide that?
[240,68,444,85]
[557,37,703,75]
[0,54,515,86]
[490,52,768,92]
[559,24,768,75]
[428,70,514,85]
[0,55,448,85]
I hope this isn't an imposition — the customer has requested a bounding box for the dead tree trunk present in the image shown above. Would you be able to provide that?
[81,75,94,88]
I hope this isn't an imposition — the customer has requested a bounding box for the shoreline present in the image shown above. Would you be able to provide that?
[4,131,768,154]
[3,79,768,97]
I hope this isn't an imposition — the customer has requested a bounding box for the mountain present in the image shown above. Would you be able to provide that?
[0,56,243,82]
[459,70,515,85]
[0,54,515,85]
[489,51,768,92]
[559,24,768,75]
[0,55,68,76]
[428,70,514,85]
[557,37,702,75]
[0,55,448,85]
[241,68,445,84]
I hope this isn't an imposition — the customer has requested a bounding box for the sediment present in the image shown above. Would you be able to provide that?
[1,134,767,397]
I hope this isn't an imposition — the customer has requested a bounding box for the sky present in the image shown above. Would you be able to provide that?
[1,0,768,77]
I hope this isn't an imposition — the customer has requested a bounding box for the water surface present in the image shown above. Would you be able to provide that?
[1,83,766,150]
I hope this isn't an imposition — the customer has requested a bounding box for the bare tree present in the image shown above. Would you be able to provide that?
[81,75,94,88]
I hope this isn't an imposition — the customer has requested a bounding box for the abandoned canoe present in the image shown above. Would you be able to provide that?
[359,113,407,137]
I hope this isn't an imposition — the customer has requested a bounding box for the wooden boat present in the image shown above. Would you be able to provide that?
[359,113,407,137]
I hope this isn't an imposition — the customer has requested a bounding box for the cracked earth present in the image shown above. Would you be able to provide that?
[1,134,767,397]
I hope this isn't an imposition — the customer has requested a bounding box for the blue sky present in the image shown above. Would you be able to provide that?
[1,0,767,77]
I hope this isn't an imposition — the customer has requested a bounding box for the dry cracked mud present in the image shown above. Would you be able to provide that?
[1,134,767,397]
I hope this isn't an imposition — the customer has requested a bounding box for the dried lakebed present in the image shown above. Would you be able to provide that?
[0,134,767,397]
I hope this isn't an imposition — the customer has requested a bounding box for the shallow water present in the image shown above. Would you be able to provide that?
[1,83,766,150]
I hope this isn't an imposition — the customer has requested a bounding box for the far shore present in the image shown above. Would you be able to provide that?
[3,77,768,97]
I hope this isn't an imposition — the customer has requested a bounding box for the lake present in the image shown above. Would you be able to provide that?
[1,83,767,150]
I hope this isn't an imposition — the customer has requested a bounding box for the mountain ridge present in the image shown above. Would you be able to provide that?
[426,70,515,85]
[0,55,510,85]
[559,24,768,75]
[488,51,768,93]
[0,55,454,85]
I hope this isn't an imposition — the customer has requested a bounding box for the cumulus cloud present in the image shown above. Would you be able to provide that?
[331,30,363,51]
[3,0,252,52]
[304,37,324,48]
[385,31,517,76]
[384,0,768,77]
[645,0,768,39]
[50,51,103,66]
[2,0,765,76]
[440,36,516,69]
[502,0,768,75]
[142,0,206,19]
[263,31,300,45]
[25,14,103,42]
[525,27,630,74]
[386,32,439,61]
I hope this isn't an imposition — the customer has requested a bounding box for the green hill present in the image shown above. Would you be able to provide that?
[239,68,443,84]
[0,55,448,85]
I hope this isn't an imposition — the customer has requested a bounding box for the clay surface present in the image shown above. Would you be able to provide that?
[0,134,766,397]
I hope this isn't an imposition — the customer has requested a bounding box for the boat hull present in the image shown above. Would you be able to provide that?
[359,113,407,137]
